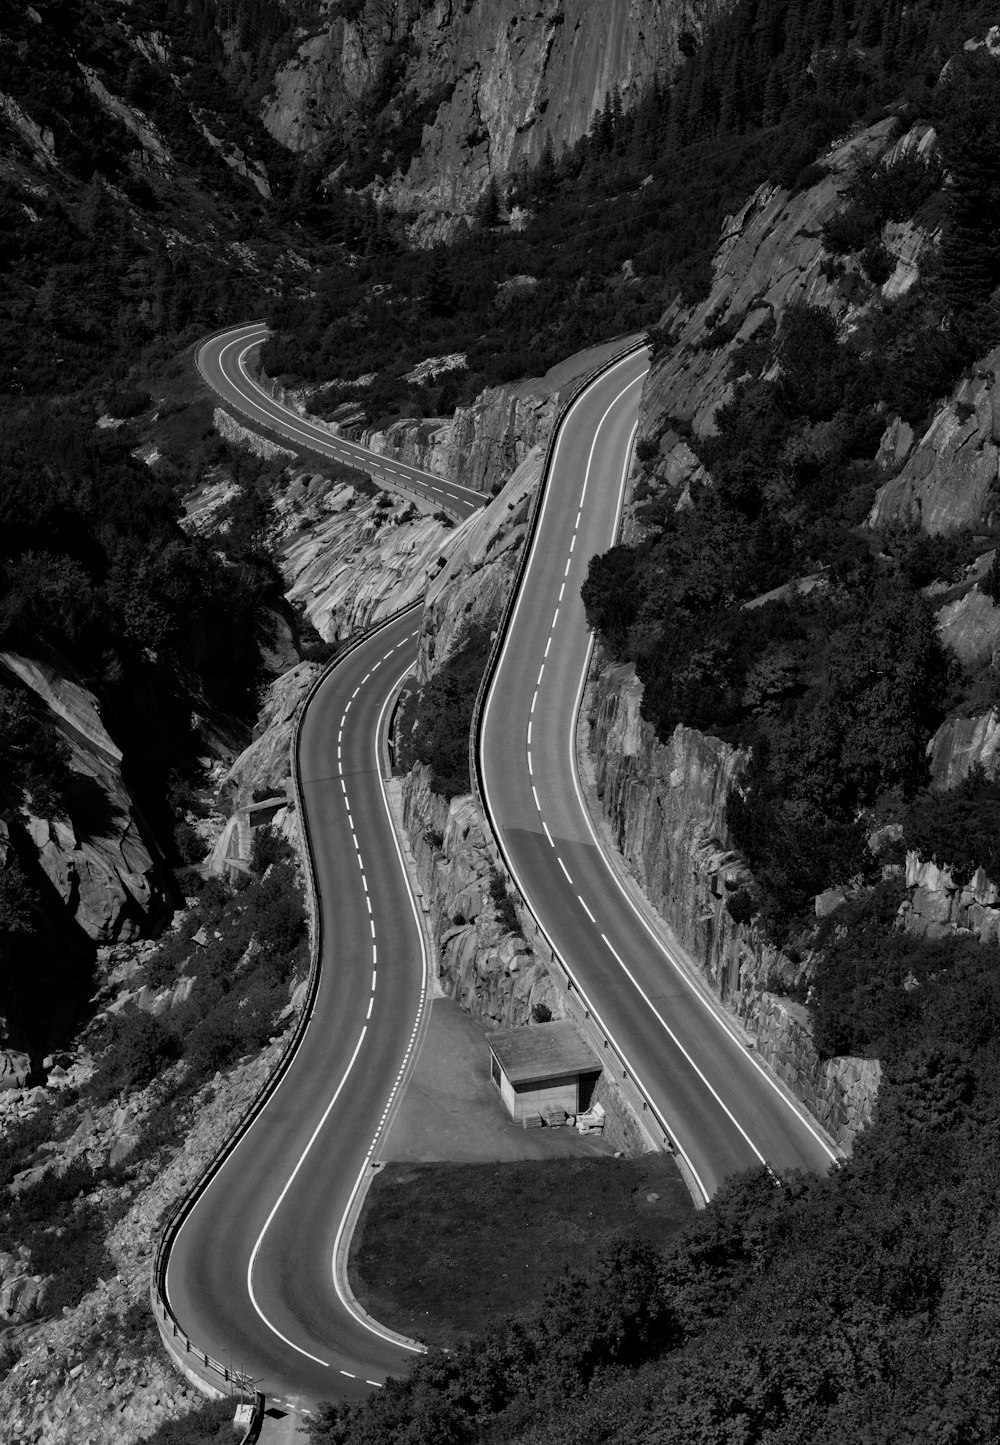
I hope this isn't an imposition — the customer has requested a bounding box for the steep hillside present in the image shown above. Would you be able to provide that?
[263,0,728,231]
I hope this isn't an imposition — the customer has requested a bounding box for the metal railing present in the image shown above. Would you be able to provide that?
[196,328,471,524]
[151,601,422,1397]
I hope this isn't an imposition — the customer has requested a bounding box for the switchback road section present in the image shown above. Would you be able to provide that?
[197,322,485,519]
[165,608,429,1407]
[478,347,840,1201]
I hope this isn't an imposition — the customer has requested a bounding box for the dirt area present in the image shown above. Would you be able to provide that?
[379,998,615,1164]
[348,1000,693,1348]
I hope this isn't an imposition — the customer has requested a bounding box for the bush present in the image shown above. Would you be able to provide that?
[904,766,1000,886]
[398,622,494,798]
[88,1007,181,1104]
[860,239,895,286]
[489,870,521,936]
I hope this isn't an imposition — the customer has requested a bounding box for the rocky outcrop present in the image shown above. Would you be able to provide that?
[869,346,1000,535]
[935,583,1000,669]
[401,764,559,1029]
[277,475,453,640]
[417,443,541,679]
[263,0,728,227]
[633,117,921,525]
[586,656,878,1147]
[902,853,1000,943]
[928,708,1000,788]
[0,654,168,945]
[0,1248,49,1328]
[206,663,322,874]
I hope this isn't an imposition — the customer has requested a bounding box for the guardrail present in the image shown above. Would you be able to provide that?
[465,338,699,1171]
[151,601,422,1399]
[195,327,472,524]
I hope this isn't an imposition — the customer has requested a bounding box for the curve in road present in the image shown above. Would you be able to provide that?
[165,607,430,1409]
[478,348,840,1201]
[169,329,839,1413]
[197,323,486,519]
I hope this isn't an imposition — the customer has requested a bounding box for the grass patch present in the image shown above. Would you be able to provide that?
[350,1154,692,1347]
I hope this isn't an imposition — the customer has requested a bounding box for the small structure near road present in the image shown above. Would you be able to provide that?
[487,1021,601,1127]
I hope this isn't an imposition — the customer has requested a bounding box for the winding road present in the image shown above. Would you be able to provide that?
[165,607,432,1407]
[164,327,837,1411]
[196,323,483,519]
[477,350,839,1201]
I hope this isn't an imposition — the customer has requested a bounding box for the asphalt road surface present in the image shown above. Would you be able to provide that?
[478,347,840,1200]
[170,333,839,1411]
[165,608,429,1409]
[197,322,486,519]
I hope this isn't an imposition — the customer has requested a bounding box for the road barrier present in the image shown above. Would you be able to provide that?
[195,326,472,523]
[465,337,709,1186]
[151,602,422,1400]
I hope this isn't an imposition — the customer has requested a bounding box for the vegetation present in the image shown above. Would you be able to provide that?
[398,623,494,798]
[351,1155,691,1350]
[312,887,1000,1443]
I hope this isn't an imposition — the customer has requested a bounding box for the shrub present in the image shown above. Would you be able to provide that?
[860,239,895,286]
[88,1007,181,1104]
[398,622,494,798]
[904,766,1000,886]
[488,871,522,936]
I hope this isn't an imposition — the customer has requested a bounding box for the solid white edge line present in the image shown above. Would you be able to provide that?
[204,325,485,499]
[245,1025,369,1367]
[329,657,429,1356]
[479,354,711,1205]
[564,428,842,1169]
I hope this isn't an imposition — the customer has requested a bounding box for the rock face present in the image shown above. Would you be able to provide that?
[402,764,559,1029]
[587,657,879,1147]
[869,347,1000,535]
[903,853,1000,943]
[277,475,453,641]
[263,0,727,228]
[928,708,1000,788]
[633,117,922,524]
[0,653,168,945]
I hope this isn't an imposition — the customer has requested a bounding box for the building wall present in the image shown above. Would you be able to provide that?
[512,1073,581,1118]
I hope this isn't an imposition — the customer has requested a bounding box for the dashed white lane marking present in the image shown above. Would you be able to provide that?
[542,820,554,847]
[578,895,596,923]
[543,637,551,658]
[366,1380,383,1388]
[558,582,565,602]
[340,1370,356,1379]
[536,665,545,686]
[531,689,538,713]
[526,751,533,775]
[527,720,532,744]
[558,857,573,885]
[532,785,541,809]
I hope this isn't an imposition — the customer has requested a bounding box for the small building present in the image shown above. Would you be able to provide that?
[487,1020,601,1124]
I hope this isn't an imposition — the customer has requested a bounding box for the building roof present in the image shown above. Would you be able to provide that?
[487,1020,600,1085]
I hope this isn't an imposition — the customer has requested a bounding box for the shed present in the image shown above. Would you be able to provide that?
[487,1021,601,1123]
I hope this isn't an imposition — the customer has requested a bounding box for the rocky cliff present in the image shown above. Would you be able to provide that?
[0,654,168,948]
[868,345,1000,535]
[569,118,951,1145]
[263,0,727,232]
[585,659,878,1147]
[632,116,934,524]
